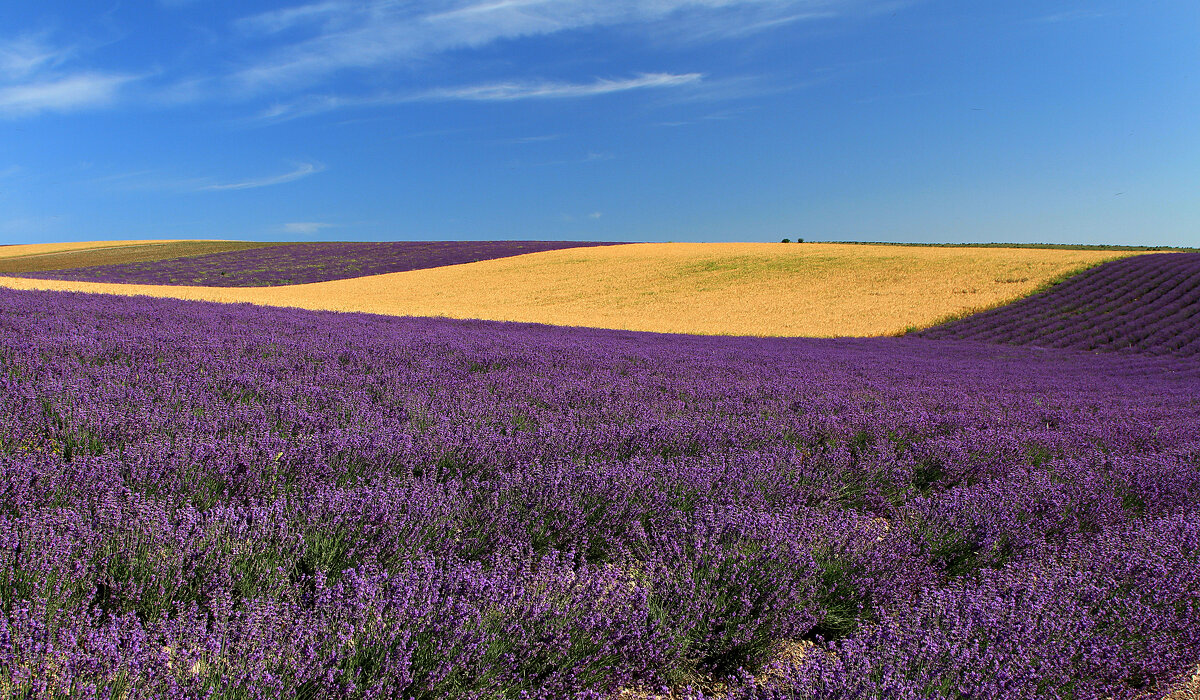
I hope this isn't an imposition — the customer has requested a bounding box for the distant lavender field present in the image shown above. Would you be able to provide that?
[1,279,1197,698]
[920,252,1200,356]
[21,240,625,287]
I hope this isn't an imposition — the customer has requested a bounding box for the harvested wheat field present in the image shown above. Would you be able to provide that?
[0,242,1138,336]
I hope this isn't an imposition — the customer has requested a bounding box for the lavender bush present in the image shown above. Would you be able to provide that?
[19,240,625,287]
[919,252,1200,356]
[0,281,1197,698]
[724,512,1200,699]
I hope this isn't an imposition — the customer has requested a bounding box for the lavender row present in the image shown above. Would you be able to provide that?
[19,240,626,287]
[725,511,1200,699]
[919,252,1200,356]
[1,287,1198,698]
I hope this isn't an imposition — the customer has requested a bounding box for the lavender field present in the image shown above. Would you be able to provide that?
[921,252,1200,355]
[1,255,1198,698]
[19,241,624,287]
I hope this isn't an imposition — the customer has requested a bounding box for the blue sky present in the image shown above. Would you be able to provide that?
[0,0,1196,246]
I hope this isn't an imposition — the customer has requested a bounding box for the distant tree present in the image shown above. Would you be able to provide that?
[796,238,805,243]
[781,238,791,243]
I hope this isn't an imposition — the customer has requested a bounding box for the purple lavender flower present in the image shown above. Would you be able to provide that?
[0,277,1196,698]
[19,240,627,287]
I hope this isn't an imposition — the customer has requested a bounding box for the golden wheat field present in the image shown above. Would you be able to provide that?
[0,242,1139,336]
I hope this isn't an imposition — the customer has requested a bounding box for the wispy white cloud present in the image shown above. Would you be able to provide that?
[257,72,703,121]
[0,35,68,79]
[0,35,136,118]
[228,0,857,92]
[419,72,703,101]
[198,162,324,191]
[561,210,606,222]
[0,73,135,117]
[235,2,352,36]
[7,2,905,120]
[0,166,21,178]
[59,0,895,120]
[282,221,335,234]
[99,163,325,193]
[654,8,838,43]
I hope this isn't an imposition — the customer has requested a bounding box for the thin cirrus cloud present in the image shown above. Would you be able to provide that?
[197,162,325,191]
[0,36,135,118]
[102,162,326,193]
[0,35,65,79]
[0,73,135,117]
[234,2,351,35]
[228,0,854,92]
[2,2,858,118]
[257,72,704,121]
[420,72,704,101]
[282,221,336,234]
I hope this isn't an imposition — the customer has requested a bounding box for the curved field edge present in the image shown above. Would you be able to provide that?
[918,252,1200,356]
[897,256,1138,335]
[18,240,629,287]
[0,240,289,275]
[0,243,1139,337]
